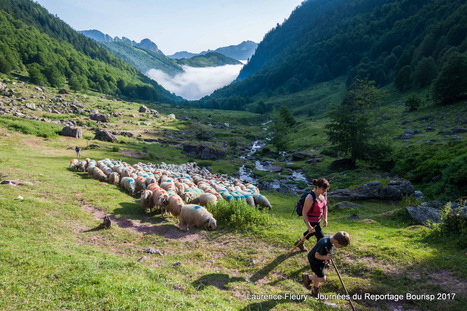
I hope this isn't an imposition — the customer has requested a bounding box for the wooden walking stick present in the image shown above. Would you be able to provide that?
[284,226,316,260]
[329,255,356,311]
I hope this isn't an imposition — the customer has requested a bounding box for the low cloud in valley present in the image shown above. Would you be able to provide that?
[147,64,243,100]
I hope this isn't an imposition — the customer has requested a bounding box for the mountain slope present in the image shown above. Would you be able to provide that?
[168,41,258,61]
[208,0,467,104]
[79,30,164,55]
[0,0,180,103]
[176,52,241,67]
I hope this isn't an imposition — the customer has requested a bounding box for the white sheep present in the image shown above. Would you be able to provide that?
[108,172,120,186]
[140,189,154,213]
[69,159,79,169]
[77,160,88,172]
[166,193,184,217]
[192,193,218,207]
[152,188,169,212]
[253,193,272,210]
[120,177,136,196]
[179,204,217,230]
[92,167,107,182]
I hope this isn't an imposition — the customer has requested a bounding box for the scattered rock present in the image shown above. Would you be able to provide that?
[25,103,36,110]
[146,248,163,255]
[139,105,150,113]
[16,195,24,200]
[103,215,112,229]
[406,203,442,226]
[306,158,324,164]
[335,201,364,209]
[173,262,182,266]
[58,89,69,95]
[292,152,314,161]
[168,114,176,119]
[329,179,415,201]
[60,126,83,139]
[90,113,110,123]
[137,256,147,262]
[348,213,359,220]
[329,159,355,170]
[182,143,226,160]
[94,129,118,142]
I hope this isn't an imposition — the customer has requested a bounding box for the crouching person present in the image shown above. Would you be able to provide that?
[302,231,350,297]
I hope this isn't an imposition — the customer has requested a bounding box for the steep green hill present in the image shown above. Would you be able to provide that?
[208,0,466,105]
[176,52,241,67]
[0,0,180,103]
[100,41,183,76]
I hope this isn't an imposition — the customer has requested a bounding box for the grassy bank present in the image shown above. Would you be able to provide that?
[0,128,465,310]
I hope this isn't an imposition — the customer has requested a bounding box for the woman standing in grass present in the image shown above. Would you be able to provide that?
[294,178,330,251]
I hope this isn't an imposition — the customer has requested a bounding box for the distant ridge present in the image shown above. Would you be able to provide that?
[168,41,258,61]
[79,29,164,55]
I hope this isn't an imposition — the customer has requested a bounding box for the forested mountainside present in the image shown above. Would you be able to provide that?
[207,0,466,107]
[0,0,181,103]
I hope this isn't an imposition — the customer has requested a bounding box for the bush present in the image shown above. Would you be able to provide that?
[433,201,467,248]
[405,95,422,112]
[112,146,121,152]
[209,200,273,231]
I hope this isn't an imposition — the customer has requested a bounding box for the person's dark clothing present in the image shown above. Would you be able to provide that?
[302,222,324,242]
[307,235,333,278]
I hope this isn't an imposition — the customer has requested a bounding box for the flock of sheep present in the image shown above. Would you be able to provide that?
[69,158,272,230]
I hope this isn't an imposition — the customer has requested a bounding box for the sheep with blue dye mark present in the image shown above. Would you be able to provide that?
[179,204,217,230]
[253,193,272,210]
[120,177,136,196]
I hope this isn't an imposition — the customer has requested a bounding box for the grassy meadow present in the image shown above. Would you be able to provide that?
[0,126,465,311]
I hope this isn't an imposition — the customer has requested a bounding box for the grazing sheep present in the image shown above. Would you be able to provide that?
[120,177,136,196]
[253,193,272,210]
[152,188,169,212]
[77,160,88,172]
[147,183,160,192]
[140,189,154,213]
[92,167,108,182]
[108,172,120,186]
[166,194,184,217]
[179,204,217,230]
[160,180,176,192]
[69,159,79,169]
[193,193,218,207]
[135,176,147,192]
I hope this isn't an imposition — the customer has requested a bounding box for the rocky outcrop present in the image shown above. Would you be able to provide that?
[94,129,118,142]
[60,126,83,139]
[406,201,443,226]
[182,143,226,160]
[329,158,355,170]
[139,105,150,113]
[90,113,110,122]
[335,201,364,209]
[329,179,415,201]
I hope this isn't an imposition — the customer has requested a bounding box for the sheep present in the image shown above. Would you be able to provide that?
[152,188,169,212]
[108,172,120,186]
[135,176,147,192]
[69,159,79,169]
[253,193,272,210]
[92,167,107,182]
[140,189,154,213]
[179,204,217,230]
[77,160,88,172]
[192,193,218,207]
[166,194,184,217]
[120,177,136,196]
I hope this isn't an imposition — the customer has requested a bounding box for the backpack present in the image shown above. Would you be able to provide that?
[293,191,316,216]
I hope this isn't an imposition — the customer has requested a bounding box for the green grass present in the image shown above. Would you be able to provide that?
[0,129,465,310]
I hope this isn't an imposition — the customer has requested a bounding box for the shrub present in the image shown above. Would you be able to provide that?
[209,200,273,231]
[433,201,467,248]
[405,95,422,112]
[112,146,121,152]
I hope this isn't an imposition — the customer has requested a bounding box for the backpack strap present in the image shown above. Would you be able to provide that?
[308,191,317,217]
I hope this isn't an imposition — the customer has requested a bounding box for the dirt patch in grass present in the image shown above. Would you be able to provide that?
[81,203,202,240]
[118,149,148,159]
[430,271,466,294]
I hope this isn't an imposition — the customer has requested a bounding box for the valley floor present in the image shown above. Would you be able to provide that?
[0,129,465,310]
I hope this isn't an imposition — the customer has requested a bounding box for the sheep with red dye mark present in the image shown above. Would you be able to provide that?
[69,159,79,169]
[152,188,169,212]
[108,172,120,186]
[120,177,136,196]
[166,193,184,217]
[179,204,217,230]
[253,193,272,210]
[140,189,154,213]
[135,176,147,192]
[92,167,107,182]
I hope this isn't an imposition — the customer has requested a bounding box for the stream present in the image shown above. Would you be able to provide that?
[237,140,309,194]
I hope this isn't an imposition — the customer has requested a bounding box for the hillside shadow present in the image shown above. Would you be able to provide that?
[193,273,246,290]
[249,251,303,284]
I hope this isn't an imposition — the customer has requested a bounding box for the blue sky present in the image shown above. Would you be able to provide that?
[35,0,304,55]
